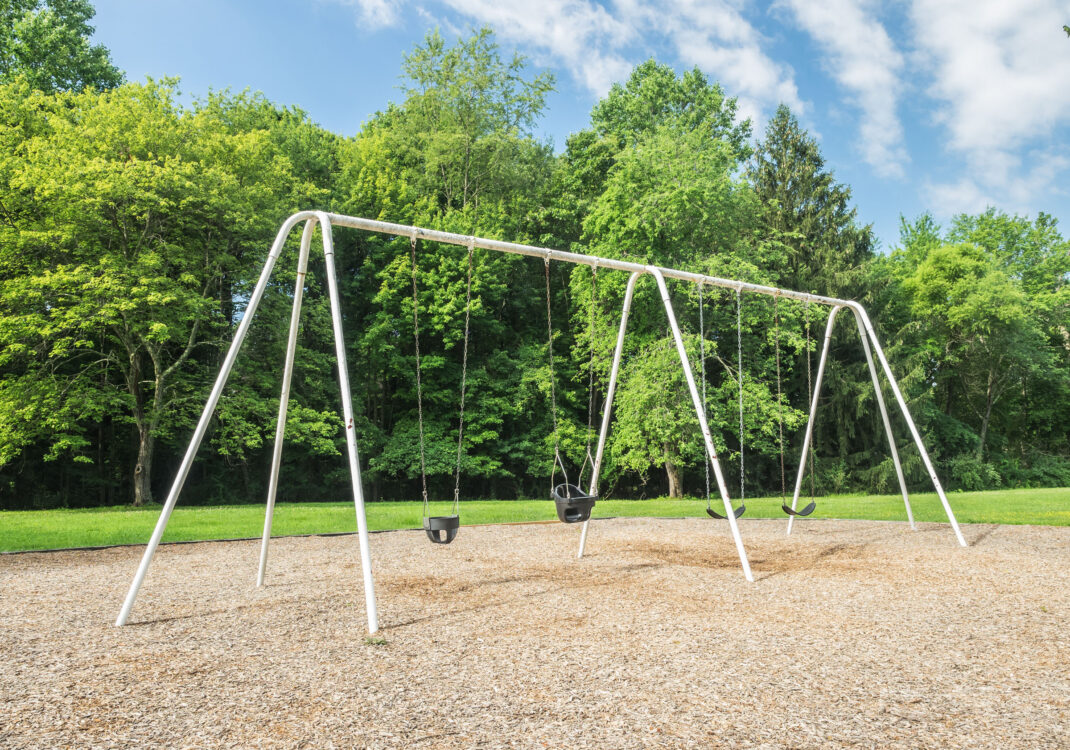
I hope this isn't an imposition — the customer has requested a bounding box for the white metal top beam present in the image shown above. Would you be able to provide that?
[324,213,850,308]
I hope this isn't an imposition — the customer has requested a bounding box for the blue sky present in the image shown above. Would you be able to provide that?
[92,0,1070,250]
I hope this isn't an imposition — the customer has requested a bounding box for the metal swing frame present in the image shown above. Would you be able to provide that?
[115,211,967,634]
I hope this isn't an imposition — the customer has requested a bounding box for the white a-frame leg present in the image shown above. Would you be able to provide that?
[115,212,312,627]
[576,270,754,582]
[786,306,840,534]
[254,218,379,633]
[577,272,641,559]
[786,302,966,547]
[116,212,380,632]
[650,269,752,581]
[849,303,966,547]
[257,220,314,586]
[849,307,914,529]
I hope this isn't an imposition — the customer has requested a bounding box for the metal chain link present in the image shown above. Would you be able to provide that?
[774,293,786,502]
[700,283,711,509]
[452,238,474,513]
[806,300,816,502]
[586,266,598,447]
[409,233,429,517]
[736,287,745,502]
[580,265,598,488]
[544,257,567,493]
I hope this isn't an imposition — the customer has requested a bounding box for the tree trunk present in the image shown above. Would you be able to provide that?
[665,451,683,498]
[133,425,155,507]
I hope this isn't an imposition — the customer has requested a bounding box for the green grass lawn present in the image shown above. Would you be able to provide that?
[1,487,1068,553]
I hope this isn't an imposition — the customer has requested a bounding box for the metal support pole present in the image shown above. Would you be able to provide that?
[115,211,316,627]
[787,306,840,535]
[116,210,966,628]
[847,304,967,547]
[649,268,753,582]
[578,272,642,559]
[319,214,380,632]
[257,220,315,586]
[848,308,914,529]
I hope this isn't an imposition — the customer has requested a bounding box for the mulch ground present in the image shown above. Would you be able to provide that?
[1,517,1068,749]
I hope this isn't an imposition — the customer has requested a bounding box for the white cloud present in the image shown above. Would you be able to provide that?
[325,0,804,126]
[442,0,805,123]
[912,0,1070,211]
[631,0,805,125]
[334,0,403,29]
[925,150,1070,217]
[438,0,636,96]
[779,0,907,178]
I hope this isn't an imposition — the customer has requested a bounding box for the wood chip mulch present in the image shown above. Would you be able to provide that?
[1,517,1068,748]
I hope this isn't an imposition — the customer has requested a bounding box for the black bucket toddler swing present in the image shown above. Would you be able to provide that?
[409,232,475,544]
[543,257,600,524]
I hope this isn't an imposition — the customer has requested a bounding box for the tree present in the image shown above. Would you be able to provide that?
[0,80,313,505]
[749,105,873,297]
[346,27,554,221]
[564,62,799,497]
[903,243,1041,460]
[557,60,751,250]
[332,28,562,500]
[874,211,1070,489]
[0,0,122,92]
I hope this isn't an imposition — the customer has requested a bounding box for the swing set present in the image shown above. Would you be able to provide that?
[115,211,968,633]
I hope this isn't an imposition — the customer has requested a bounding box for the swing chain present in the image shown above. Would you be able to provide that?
[544,257,568,493]
[409,232,429,514]
[774,293,786,502]
[452,238,475,511]
[805,300,816,502]
[736,286,745,502]
[699,283,711,509]
[580,265,598,489]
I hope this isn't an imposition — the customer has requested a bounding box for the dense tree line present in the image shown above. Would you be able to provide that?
[1,19,1067,510]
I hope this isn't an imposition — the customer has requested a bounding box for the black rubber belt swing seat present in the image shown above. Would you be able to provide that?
[782,500,817,517]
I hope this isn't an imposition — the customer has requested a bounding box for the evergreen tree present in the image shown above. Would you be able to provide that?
[750,105,873,297]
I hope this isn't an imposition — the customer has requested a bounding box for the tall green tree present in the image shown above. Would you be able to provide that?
[332,28,562,501]
[0,0,122,92]
[749,104,873,297]
[558,60,751,250]
[746,105,890,496]
[0,80,315,505]
[561,62,803,497]
[874,211,1070,489]
[904,243,1041,459]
